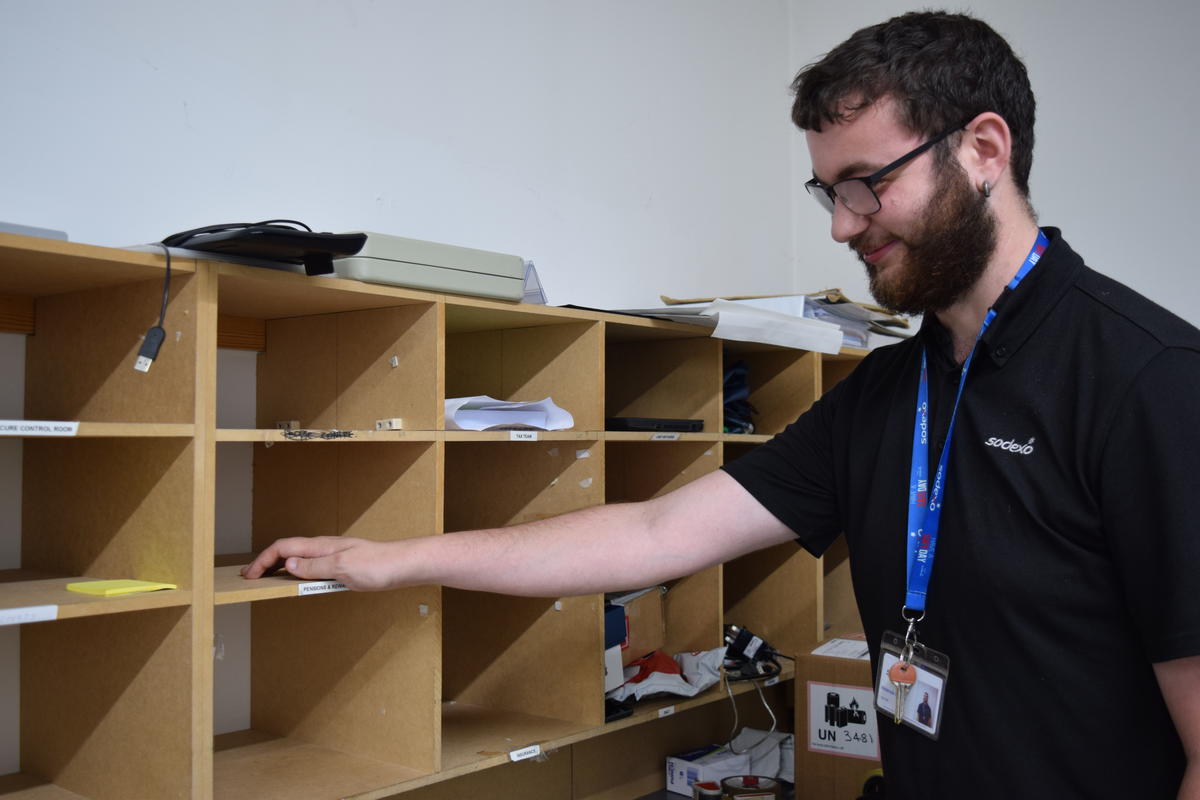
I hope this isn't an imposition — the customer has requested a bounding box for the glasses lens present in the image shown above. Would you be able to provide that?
[806,181,834,214]
[835,179,881,215]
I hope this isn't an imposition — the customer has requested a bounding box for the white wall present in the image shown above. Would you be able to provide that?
[788,0,1200,323]
[0,0,795,309]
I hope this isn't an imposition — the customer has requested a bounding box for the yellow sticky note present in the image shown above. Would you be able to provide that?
[66,579,177,597]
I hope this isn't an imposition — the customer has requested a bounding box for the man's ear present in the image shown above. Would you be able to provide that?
[959,111,1012,193]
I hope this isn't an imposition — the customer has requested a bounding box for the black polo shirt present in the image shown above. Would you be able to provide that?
[723,228,1200,798]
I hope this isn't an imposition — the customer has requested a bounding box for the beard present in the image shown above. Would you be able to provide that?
[853,159,997,316]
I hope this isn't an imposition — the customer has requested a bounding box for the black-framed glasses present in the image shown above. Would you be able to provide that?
[805,125,963,216]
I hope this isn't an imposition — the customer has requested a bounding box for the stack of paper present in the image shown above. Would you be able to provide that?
[802,289,911,348]
[615,298,844,354]
[445,395,574,431]
[636,291,911,351]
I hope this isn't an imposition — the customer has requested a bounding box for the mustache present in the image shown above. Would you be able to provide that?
[848,232,892,262]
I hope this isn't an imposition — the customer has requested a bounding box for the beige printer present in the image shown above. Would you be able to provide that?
[333,232,525,301]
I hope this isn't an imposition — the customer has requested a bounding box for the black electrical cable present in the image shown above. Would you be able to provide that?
[134,244,172,372]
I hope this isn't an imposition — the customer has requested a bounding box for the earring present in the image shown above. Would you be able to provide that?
[981,181,992,198]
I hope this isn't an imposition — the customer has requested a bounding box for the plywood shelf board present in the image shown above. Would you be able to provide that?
[444,301,596,335]
[0,234,193,297]
[0,772,89,798]
[0,570,191,619]
[441,430,598,441]
[213,564,311,605]
[362,752,571,800]
[0,422,194,438]
[216,262,440,320]
[439,702,593,772]
[216,428,440,442]
[213,730,427,800]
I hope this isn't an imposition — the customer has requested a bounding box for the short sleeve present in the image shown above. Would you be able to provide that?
[721,378,846,557]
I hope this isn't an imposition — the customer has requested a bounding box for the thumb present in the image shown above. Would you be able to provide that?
[284,555,336,581]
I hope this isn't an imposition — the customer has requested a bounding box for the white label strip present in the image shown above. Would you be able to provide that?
[765,676,781,687]
[0,605,59,626]
[509,744,542,762]
[509,431,538,441]
[298,581,348,596]
[658,705,676,719]
[0,420,79,437]
[651,432,680,441]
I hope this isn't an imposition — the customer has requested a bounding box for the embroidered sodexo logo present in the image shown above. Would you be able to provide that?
[985,436,1035,455]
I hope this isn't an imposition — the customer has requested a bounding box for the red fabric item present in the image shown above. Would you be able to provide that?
[624,650,681,684]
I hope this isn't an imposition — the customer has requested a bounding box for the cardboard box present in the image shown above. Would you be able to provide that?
[796,636,883,799]
[607,587,666,667]
[665,744,752,796]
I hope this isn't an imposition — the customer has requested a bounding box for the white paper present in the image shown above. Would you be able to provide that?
[701,300,844,354]
[811,637,872,660]
[444,395,573,431]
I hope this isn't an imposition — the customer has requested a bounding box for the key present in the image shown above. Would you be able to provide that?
[888,660,917,724]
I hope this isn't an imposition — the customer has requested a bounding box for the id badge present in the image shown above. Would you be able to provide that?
[874,630,950,740]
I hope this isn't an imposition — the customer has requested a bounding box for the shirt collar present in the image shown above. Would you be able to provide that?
[917,227,1084,368]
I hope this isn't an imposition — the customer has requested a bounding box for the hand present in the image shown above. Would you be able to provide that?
[240,536,401,591]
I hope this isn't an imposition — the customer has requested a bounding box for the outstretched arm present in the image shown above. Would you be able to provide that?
[241,469,795,596]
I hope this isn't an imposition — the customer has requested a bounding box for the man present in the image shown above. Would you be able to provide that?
[916,692,931,729]
[244,11,1200,797]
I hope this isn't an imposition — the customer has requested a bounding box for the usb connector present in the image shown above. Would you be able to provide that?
[134,326,166,372]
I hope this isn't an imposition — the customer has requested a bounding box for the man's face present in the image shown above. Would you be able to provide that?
[805,100,996,315]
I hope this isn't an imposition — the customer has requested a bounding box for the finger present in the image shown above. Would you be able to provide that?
[242,537,340,579]
[241,543,286,579]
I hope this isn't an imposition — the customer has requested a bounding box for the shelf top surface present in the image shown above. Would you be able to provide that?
[0,233,193,296]
[214,729,425,800]
[0,772,89,798]
[0,570,191,621]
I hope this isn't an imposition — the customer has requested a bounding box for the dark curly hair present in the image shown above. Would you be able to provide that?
[791,11,1035,198]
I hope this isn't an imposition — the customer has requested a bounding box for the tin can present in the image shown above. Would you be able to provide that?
[692,780,723,799]
[720,774,781,799]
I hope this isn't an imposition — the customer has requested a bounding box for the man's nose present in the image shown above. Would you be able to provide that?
[830,200,870,243]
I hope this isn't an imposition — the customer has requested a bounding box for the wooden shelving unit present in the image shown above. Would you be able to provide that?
[0,232,864,798]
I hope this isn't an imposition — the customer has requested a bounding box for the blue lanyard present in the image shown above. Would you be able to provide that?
[904,229,1049,614]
